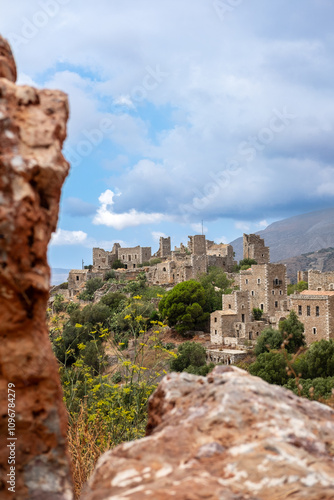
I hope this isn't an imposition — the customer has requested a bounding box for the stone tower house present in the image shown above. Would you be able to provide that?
[243,234,270,264]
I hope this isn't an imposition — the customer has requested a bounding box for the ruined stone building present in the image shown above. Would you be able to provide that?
[147,235,236,286]
[289,290,334,344]
[93,243,120,270]
[210,291,266,346]
[93,243,151,270]
[118,245,151,268]
[155,236,171,258]
[307,270,334,291]
[210,234,287,346]
[243,233,270,264]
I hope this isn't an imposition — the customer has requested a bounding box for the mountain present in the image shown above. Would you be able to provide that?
[51,268,71,286]
[277,247,334,284]
[230,207,334,263]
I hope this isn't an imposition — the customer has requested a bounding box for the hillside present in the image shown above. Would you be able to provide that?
[277,247,334,283]
[230,207,334,262]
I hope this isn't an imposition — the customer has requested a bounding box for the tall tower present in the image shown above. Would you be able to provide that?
[243,234,270,264]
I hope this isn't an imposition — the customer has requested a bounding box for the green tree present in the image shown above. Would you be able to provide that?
[170,341,207,372]
[100,291,127,310]
[254,327,283,356]
[159,280,209,335]
[287,281,308,295]
[285,376,334,400]
[293,340,334,379]
[112,259,126,269]
[279,310,306,353]
[249,351,289,385]
[233,258,257,272]
[70,303,111,327]
[252,307,263,320]
[197,267,233,312]
[78,277,104,301]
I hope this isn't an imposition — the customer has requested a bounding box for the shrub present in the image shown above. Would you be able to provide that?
[252,307,263,320]
[66,302,79,315]
[78,277,104,301]
[249,351,289,385]
[100,292,127,310]
[54,294,66,313]
[112,259,126,269]
[104,270,116,281]
[170,341,207,372]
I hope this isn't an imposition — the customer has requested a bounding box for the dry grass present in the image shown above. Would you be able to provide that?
[67,406,114,499]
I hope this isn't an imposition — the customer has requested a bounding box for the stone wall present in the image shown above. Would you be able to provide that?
[239,263,287,315]
[93,247,117,270]
[290,290,334,344]
[188,234,206,255]
[308,269,334,291]
[243,233,270,264]
[118,245,151,268]
[156,236,171,258]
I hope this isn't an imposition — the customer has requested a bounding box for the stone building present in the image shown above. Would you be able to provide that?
[188,235,207,255]
[155,236,171,259]
[118,246,151,269]
[148,254,207,285]
[243,233,270,264]
[147,235,236,286]
[239,263,288,317]
[307,270,334,291]
[207,242,236,272]
[210,290,266,346]
[68,269,89,296]
[93,243,120,270]
[297,270,309,283]
[289,290,334,344]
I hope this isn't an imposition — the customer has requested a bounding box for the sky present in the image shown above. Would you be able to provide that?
[1,0,334,270]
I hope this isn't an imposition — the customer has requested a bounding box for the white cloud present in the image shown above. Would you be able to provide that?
[51,229,88,246]
[257,220,268,229]
[235,222,250,232]
[191,223,208,234]
[152,231,167,242]
[217,236,228,244]
[93,189,168,230]
[113,95,135,108]
[51,228,128,249]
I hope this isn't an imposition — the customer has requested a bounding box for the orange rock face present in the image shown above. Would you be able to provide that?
[0,36,73,499]
[0,37,17,82]
[84,366,334,500]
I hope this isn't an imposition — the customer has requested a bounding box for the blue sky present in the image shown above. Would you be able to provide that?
[1,0,334,269]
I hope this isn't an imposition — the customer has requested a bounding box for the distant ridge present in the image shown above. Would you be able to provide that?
[277,247,334,284]
[230,207,334,263]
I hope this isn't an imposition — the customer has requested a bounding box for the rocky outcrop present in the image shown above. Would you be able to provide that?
[84,366,334,500]
[0,36,73,499]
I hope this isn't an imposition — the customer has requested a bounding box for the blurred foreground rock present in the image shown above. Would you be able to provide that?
[84,366,334,500]
[0,36,73,498]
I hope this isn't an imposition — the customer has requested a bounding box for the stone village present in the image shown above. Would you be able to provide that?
[64,233,334,365]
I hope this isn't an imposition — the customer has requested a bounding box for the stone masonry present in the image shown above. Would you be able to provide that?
[308,269,334,291]
[289,290,334,344]
[243,233,270,264]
